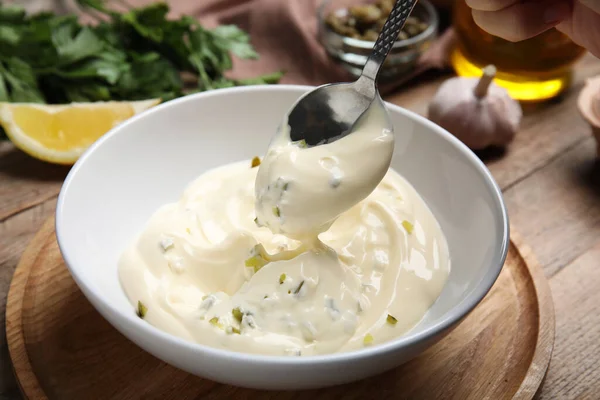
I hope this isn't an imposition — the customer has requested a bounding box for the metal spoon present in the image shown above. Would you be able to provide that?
[287,0,418,146]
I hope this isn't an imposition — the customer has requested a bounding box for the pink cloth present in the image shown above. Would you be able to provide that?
[17,0,454,88]
[153,0,455,89]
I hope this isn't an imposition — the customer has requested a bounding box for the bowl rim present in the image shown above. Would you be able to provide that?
[56,84,509,367]
[317,0,439,50]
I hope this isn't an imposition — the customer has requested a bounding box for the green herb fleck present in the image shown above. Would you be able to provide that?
[251,156,261,168]
[279,273,286,284]
[282,182,290,191]
[363,333,374,345]
[264,295,269,299]
[293,280,305,295]
[136,300,148,318]
[402,220,414,234]
[272,206,281,217]
[232,307,243,323]
[386,314,398,325]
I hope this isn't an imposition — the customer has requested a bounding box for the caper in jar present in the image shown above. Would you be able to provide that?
[325,1,429,42]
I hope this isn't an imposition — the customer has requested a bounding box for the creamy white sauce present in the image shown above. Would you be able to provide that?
[254,99,395,239]
[119,163,450,356]
[119,97,450,356]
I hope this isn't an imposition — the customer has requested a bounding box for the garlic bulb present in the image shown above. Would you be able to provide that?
[577,75,600,156]
[427,65,522,150]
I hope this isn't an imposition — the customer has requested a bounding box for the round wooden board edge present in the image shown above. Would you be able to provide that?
[6,217,55,400]
[5,217,555,400]
[509,226,555,399]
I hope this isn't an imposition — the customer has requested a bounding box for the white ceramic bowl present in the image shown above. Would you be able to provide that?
[56,85,509,390]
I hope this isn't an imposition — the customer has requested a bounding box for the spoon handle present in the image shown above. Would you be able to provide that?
[361,0,419,82]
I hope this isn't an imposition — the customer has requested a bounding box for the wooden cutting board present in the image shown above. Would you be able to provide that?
[6,217,554,400]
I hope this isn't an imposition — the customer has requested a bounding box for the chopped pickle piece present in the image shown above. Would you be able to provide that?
[363,333,374,345]
[402,220,414,234]
[136,301,148,319]
[282,182,290,191]
[272,206,281,217]
[245,255,268,272]
[251,156,261,168]
[386,314,398,325]
[231,327,241,334]
[186,227,191,234]
[232,307,243,323]
[279,273,287,284]
[209,317,224,329]
[245,243,309,273]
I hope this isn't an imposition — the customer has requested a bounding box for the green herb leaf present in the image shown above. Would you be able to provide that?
[0,5,26,23]
[120,3,170,42]
[0,26,21,46]
[0,58,45,103]
[0,71,9,102]
[236,71,285,86]
[211,25,258,59]
[0,1,283,104]
[53,26,104,65]
[75,0,111,14]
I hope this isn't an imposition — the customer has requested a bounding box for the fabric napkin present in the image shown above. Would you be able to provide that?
[16,0,456,91]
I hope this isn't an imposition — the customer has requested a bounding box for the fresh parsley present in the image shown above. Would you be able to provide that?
[0,0,283,105]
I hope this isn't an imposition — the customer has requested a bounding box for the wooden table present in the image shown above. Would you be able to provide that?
[1,54,599,399]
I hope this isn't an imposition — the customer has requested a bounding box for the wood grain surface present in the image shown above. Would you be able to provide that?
[1,50,599,399]
[6,218,554,400]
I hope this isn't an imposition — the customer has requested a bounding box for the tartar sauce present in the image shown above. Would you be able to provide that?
[119,98,450,356]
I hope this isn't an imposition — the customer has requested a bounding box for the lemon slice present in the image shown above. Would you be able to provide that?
[0,99,160,165]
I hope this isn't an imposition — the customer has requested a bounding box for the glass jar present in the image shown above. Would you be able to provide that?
[451,0,586,101]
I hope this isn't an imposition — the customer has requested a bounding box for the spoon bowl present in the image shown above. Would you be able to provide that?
[287,78,375,146]
[287,0,418,145]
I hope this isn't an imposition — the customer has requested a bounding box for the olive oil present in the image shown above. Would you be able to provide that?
[451,0,586,101]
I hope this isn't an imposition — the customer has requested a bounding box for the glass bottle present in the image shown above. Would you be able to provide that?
[451,0,586,101]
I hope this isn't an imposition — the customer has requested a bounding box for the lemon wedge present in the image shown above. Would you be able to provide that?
[0,99,160,165]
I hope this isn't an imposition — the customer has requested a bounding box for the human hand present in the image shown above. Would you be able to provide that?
[465,0,600,59]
